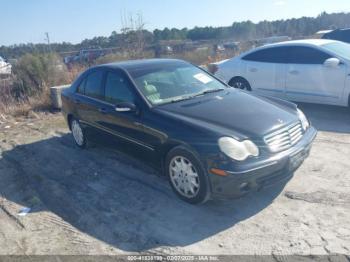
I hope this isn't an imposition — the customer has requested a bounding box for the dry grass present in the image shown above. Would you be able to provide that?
[164,48,239,67]
[66,64,87,82]
[0,88,52,117]
[0,53,75,117]
[95,50,155,65]
[163,48,212,65]
[0,77,52,117]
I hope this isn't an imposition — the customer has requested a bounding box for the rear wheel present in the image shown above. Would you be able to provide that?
[228,77,251,91]
[70,118,87,148]
[165,146,210,204]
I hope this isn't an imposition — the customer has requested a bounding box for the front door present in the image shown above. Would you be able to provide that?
[241,46,288,99]
[98,69,153,152]
[285,46,346,105]
[244,60,286,98]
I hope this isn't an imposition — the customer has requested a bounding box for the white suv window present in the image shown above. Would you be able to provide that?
[287,46,331,64]
[242,47,288,63]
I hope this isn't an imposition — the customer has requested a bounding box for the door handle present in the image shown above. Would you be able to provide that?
[98,108,108,114]
[289,70,299,75]
[249,68,258,73]
[74,98,81,104]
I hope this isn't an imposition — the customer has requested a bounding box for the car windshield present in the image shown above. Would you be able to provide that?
[322,42,350,60]
[128,62,226,105]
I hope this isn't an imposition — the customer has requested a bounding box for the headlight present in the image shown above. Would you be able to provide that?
[218,137,259,161]
[297,108,309,131]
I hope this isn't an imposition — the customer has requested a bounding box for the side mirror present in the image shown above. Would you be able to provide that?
[115,102,137,113]
[324,58,341,68]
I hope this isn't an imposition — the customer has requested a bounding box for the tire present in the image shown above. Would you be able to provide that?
[70,118,87,148]
[228,77,251,91]
[165,146,210,204]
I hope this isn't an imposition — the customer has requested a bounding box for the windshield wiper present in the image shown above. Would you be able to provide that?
[194,88,225,97]
[168,89,225,104]
[169,95,195,103]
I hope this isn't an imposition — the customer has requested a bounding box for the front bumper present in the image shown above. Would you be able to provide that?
[209,126,317,199]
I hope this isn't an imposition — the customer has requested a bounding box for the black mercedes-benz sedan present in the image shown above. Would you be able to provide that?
[61,59,317,204]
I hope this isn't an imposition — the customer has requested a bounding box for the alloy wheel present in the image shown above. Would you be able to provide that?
[169,156,200,198]
[71,120,84,146]
[233,80,247,90]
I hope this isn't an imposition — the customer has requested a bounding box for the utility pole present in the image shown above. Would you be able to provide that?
[44,32,51,53]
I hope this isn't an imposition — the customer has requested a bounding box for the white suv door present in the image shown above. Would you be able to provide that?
[241,46,288,99]
[285,46,346,105]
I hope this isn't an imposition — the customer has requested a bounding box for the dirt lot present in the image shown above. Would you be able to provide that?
[0,104,349,256]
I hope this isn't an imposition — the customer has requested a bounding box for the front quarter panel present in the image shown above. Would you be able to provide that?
[141,108,225,170]
[216,58,243,83]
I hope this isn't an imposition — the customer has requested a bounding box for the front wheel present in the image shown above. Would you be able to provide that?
[165,147,210,204]
[228,77,251,91]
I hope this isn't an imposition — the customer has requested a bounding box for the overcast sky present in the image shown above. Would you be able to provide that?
[1,0,350,46]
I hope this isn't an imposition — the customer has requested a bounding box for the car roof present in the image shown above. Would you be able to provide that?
[264,39,338,48]
[329,28,350,33]
[97,58,189,72]
[229,39,341,62]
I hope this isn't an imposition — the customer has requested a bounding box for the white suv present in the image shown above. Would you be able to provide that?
[214,39,350,107]
[0,56,11,75]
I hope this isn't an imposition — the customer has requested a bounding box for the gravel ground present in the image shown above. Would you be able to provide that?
[0,103,349,256]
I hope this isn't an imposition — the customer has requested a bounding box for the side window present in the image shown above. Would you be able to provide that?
[242,47,288,63]
[104,72,134,104]
[85,70,104,99]
[76,78,86,94]
[288,46,331,64]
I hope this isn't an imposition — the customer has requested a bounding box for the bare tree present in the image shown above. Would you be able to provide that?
[120,11,147,57]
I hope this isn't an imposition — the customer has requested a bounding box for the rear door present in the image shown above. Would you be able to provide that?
[285,46,346,104]
[241,46,288,99]
[74,69,106,129]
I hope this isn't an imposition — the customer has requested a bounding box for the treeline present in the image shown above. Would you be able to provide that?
[2,12,350,58]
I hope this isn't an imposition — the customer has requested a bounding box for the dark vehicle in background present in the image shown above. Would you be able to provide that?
[154,44,174,57]
[323,28,350,43]
[64,48,106,65]
[223,42,240,51]
[61,59,317,204]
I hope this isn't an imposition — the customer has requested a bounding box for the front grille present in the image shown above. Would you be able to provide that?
[264,121,303,152]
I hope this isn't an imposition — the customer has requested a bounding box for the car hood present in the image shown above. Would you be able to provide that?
[155,89,299,139]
